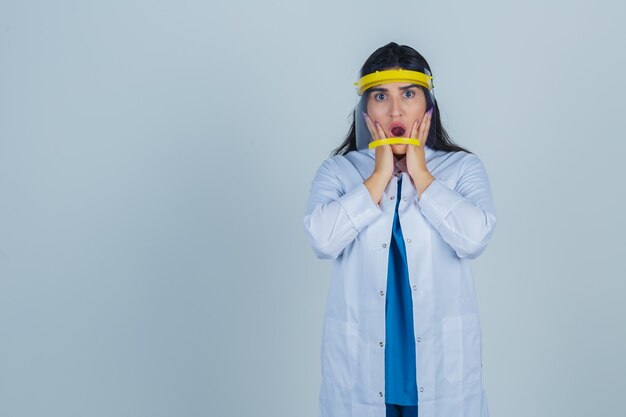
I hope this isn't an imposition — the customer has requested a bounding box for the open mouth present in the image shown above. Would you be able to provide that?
[391,126,406,136]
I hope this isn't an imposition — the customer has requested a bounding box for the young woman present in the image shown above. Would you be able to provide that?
[303,42,497,417]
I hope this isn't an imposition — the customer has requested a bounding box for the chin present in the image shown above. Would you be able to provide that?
[391,144,407,155]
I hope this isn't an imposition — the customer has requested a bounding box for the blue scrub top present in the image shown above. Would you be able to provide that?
[385,175,419,405]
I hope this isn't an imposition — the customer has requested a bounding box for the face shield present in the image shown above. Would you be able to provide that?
[353,67,437,150]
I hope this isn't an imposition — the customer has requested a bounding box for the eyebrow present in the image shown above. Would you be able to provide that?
[368,83,420,93]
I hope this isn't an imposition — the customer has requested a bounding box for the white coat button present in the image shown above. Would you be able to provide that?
[402,195,407,201]
[382,243,387,248]
[379,341,384,347]
[406,238,412,243]
[420,386,424,392]
[390,195,395,200]
[379,391,383,397]
[417,337,421,342]
[412,285,417,291]
[380,290,385,296]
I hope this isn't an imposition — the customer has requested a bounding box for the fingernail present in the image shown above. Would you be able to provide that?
[362,111,368,118]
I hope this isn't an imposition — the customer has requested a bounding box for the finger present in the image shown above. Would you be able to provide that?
[409,119,419,139]
[418,110,432,141]
[362,112,380,140]
[418,122,428,144]
[375,121,388,139]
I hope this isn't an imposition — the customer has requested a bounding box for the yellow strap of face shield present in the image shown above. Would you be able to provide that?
[354,68,433,96]
[368,137,421,149]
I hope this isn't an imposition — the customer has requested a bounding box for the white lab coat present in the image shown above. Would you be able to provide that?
[303,146,497,417]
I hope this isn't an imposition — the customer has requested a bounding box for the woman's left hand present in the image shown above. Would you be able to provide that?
[406,107,433,176]
[406,108,435,198]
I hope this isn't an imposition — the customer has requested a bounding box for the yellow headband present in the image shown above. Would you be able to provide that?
[354,68,433,96]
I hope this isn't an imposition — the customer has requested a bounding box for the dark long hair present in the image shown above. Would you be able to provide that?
[331,42,472,156]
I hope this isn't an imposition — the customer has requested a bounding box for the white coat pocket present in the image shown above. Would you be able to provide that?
[441,313,482,384]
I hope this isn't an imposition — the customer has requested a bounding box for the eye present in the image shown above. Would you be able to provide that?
[404,90,415,98]
[375,93,386,101]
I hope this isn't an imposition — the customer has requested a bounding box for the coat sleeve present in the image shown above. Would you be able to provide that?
[417,154,497,260]
[303,157,384,260]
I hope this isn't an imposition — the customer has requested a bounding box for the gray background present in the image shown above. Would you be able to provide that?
[1,0,625,416]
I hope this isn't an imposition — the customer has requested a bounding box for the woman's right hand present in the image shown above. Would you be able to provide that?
[363,113,394,181]
[362,112,394,204]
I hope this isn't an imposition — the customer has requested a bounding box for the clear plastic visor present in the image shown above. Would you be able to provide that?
[353,67,437,150]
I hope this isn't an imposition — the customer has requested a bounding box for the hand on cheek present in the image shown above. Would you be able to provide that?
[407,110,436,199]
[406,108,433,176]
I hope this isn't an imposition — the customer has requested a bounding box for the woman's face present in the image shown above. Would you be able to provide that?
[365,82,428,156]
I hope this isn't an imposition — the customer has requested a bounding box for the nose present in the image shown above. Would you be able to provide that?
[389,96,402,117]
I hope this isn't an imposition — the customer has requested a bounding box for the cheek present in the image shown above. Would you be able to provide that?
[413,106,428,120]
[366,106,385,120]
